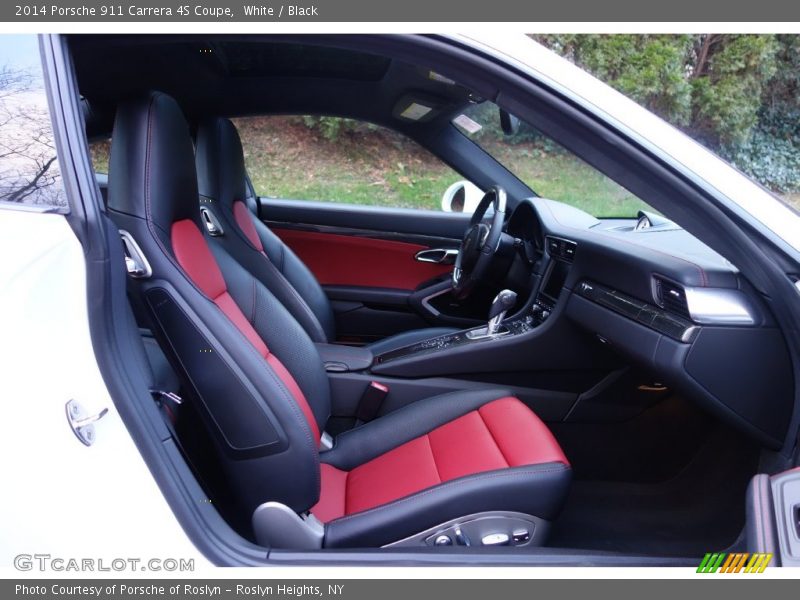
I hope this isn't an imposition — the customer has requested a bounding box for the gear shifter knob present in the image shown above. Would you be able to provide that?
[489,289,518,320]
[487,289,517,335]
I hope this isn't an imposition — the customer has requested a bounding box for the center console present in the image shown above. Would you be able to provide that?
[373,317,536,365]
[532,236,577,325]
[373,236,577,367]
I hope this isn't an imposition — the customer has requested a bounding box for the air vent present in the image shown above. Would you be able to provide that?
[655,277,691,319]
[545,236,577,262]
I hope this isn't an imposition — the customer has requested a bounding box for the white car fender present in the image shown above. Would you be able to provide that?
[0,207,209,573]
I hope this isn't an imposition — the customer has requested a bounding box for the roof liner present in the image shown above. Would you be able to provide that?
[70,35,477,137]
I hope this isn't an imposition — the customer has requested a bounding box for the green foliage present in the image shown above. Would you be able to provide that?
[534,35,694,126]
[534,34,799,193]
[763,35,800,114]
[722,106,800,192]
[300,116,378,140]
[689,35,779,147]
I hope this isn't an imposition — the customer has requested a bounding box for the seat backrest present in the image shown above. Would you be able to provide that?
[195,118,336,344]
[107,91,330,517]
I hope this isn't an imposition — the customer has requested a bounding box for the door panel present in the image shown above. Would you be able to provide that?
[259,198,472,239]
[329,299,434,344]
[271,227,452,290]
[322,285,440,344]
[258,198,490,341]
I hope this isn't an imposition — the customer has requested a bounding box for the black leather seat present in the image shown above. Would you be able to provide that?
[194,117,457,354]
[107,91,570,549]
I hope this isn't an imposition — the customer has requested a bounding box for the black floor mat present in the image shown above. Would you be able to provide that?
[548,423,760,557]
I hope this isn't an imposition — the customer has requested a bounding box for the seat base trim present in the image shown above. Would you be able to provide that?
[252,501,324,549]
[383,510,549,548]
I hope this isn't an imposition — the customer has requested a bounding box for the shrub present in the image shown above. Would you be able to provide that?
[723,107,800,193]
[300,116,377,140]
[535,34,799,193]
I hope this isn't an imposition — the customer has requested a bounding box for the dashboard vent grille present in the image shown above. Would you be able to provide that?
[655,278,691,319]
[545,236,577,262]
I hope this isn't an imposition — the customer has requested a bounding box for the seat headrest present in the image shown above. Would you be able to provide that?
[107,91,199,232]
[195,117,248,208]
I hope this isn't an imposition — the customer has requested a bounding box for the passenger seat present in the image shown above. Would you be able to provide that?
[106,91,571,549]
[194,118,458,353]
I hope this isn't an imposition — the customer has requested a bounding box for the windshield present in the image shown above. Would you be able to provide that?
[453,102,653,218]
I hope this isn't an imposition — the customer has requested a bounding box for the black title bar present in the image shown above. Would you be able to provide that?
[4,0,800,22]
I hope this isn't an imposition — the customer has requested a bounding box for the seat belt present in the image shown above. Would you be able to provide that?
[149,389,212,495]
[355,381,390,426]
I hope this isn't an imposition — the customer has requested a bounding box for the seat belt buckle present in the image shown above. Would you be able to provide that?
[355,381,389,424]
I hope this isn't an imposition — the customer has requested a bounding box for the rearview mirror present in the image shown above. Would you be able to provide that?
[441,181,485,213]
[499,109,520,135]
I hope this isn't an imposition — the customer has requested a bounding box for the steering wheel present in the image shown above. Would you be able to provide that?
[452,185,507,300]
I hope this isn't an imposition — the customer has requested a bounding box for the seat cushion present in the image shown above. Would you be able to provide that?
[312,395,570,546]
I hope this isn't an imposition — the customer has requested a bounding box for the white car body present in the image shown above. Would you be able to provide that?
[0,208,210,573]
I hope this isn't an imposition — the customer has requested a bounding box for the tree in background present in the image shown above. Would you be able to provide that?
[533,34,798,194]
[534,35,695,128]
[689,35,778,147]
[0,65,65,206]
[728,35,800,194]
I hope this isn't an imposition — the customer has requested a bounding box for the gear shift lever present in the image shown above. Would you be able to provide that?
[487,289,517,335]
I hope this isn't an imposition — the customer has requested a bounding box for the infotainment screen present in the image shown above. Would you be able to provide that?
[541,260,569,301]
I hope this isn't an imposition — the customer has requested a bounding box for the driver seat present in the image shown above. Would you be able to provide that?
[194,117,457,354]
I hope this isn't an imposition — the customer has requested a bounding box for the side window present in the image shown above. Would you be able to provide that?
[234,116,466,211]
[0,35,67,210]
[454,102,653,217]
[89,138,111,174]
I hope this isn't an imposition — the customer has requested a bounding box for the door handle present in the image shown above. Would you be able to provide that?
[415,248,458,265]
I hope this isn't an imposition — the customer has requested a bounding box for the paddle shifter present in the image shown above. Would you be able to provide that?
[487,289,518,335]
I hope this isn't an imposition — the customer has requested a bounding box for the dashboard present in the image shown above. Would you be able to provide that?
[503,197,794,449]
